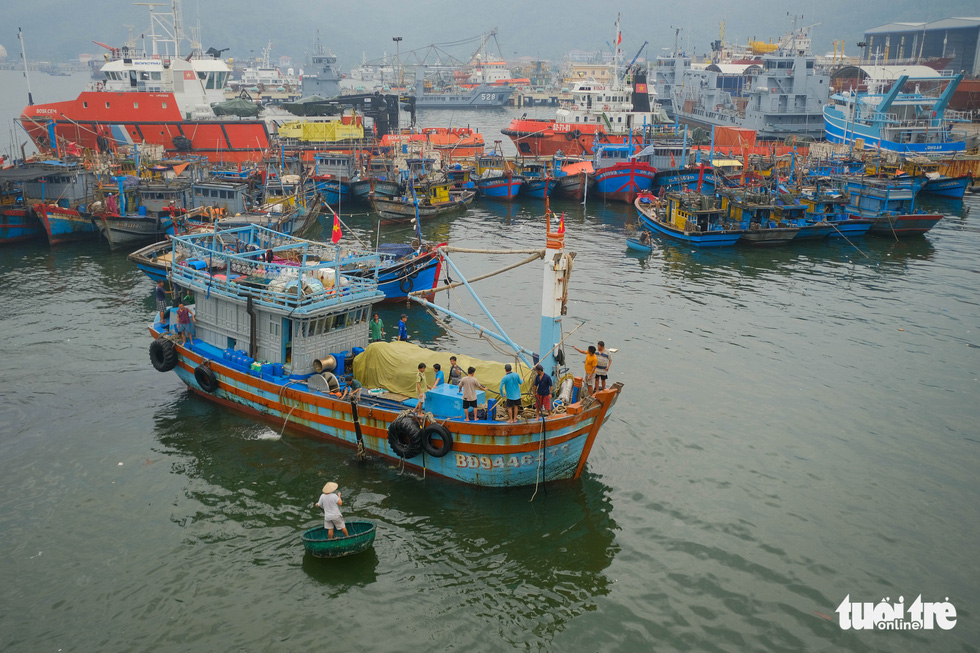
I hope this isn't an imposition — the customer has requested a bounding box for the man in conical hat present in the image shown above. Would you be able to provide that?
[315,482,348,539]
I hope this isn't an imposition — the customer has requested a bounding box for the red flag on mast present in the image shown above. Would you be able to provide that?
[558,212,565,234]
[331,213,342,244]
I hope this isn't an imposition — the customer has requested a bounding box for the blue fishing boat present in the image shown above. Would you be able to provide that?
[519,160,556,199]
[0,165,58,244]
[474,149,524,201]
[311,152,356,205]
[348,243,444,301]
[901,157,972,199]
[772,188,835,241]
[797,187,872,239]
[823,73,970,154]
[719,190,800,245]
[591,143,657,204]
[0,204,43,245]
[475,173,525,201]
[633,191,743,247]
[26,163,100,245]
[837,176,942,236]
[145,218,624,487]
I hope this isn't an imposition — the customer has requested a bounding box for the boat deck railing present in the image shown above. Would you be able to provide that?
[169,224,382,313]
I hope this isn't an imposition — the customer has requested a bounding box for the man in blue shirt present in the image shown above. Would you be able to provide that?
[397,314,409,341]
[499,363,523,423]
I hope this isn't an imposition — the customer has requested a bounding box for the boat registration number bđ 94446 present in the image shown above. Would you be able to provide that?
[455,444,572,470]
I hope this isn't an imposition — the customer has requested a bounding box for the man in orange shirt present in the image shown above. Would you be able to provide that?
[572,344,597,397]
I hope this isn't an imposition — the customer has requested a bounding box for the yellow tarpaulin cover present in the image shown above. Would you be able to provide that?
[353,341,535,403]
[277,120,364,143]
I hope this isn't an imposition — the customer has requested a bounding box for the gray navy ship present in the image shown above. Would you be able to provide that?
[666,24,829,141]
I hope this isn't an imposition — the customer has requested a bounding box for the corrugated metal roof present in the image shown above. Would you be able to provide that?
[865,22,926,35]
[865,17,980,34]
[923,17,980,30]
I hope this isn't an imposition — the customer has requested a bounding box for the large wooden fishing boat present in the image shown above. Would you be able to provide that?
[146,216,622,487]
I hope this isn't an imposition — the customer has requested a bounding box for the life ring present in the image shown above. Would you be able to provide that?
[149,338,177,372]
[96,82,104,91]
[571,104,579,110]
[603,105,611,111]
[399,277,414,294]
[421,424,453,458]
[194,365,219,393]
[387,416,422,458]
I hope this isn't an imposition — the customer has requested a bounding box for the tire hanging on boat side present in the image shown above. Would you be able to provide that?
[420,424,453,458]
[194,365,219,393]
[149,338,177,372]
[399,277,414,294]
[387,416,422,458]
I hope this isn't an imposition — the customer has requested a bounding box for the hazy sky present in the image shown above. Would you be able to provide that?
[4,0,977,68]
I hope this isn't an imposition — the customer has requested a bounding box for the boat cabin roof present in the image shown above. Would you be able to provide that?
[169,225,383,316]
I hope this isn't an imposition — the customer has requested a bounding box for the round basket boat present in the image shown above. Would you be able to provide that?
[625,237,653,254]
[301,520,377,558]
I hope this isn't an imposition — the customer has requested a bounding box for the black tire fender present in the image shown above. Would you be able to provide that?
[421,424,453,458]
[194,365,219,393]
[387,416,422,458]
[149,338,177,372]
[399,277,414,294]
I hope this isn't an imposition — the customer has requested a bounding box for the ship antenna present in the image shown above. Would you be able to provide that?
[18,27,34,106]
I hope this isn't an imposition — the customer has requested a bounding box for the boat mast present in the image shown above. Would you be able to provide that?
[539,208,570,380]
[134,1,183,59]
[612,13,622,85]
[17,27,33,106]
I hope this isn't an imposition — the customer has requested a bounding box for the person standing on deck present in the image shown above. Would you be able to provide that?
[499,363,523,424]
[397,314,409,341]
[155,281,172,324]
[533,364,553,417]
[458,366,486,421]
[571,344,597,397]
[432,363,445,387]
[594,341,612,391]
[369,313,385,342]
[448,356,464,386]
[315,482,349,540]
[415,362,432,415]
[176,302,196,346]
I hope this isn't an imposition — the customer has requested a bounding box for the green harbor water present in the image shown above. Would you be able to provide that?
[1,71,978,651]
